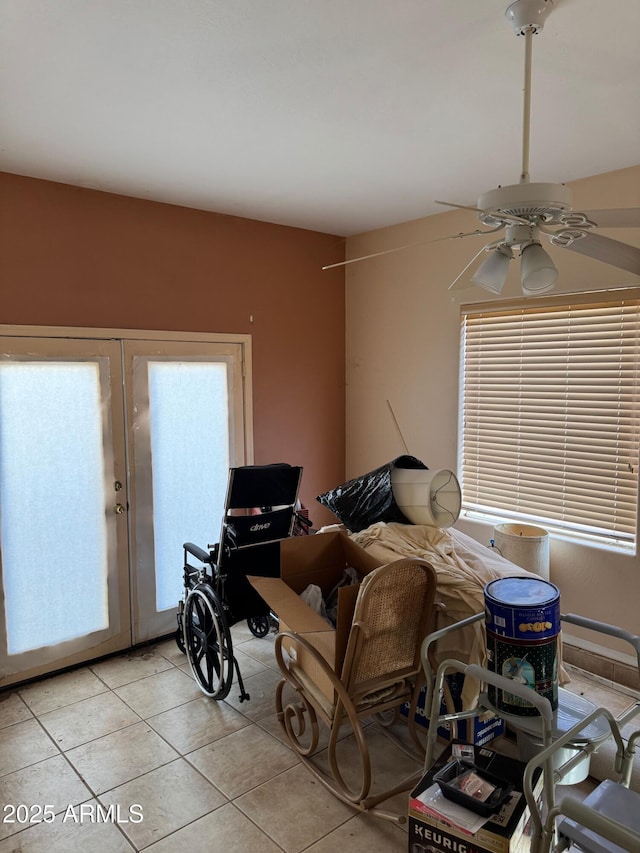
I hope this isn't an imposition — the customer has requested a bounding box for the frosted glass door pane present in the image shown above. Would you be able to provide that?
[0,362,109,654]
[148,362,230,611]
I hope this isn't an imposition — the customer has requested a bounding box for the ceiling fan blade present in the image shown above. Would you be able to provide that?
[563,233,640,276]
[322,227,498,270]
[435,199,483,214]
[322,241,431,270]
[580,208,640,228]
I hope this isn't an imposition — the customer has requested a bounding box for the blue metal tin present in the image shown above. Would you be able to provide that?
[485,577,561,641]
[485,576,561,716]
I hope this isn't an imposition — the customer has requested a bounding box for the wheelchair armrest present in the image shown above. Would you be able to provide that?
[294,511,312,531]
[183,542,214,564]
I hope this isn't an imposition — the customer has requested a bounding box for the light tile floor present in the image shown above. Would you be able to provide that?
[0,626,637,852]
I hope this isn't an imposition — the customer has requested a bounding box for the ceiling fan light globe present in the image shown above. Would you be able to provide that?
[520,242,557,293]
[472,246,513,294]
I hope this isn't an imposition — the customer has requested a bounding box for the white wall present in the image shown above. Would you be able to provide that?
[345,165,640,660]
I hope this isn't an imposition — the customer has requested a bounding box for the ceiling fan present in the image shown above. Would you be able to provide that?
[324,0,640,295]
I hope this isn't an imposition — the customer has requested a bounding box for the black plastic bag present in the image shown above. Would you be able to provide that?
[316,455,427,532]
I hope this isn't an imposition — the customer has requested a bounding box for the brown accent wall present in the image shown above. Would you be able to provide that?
[0,172,345,524]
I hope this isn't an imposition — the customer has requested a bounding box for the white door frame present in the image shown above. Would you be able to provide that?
[0,325,253,686]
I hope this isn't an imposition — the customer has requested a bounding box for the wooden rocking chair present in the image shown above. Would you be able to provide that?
[274,557,438,823]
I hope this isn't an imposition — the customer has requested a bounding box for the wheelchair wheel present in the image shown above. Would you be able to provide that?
[247,615,270,638]
[183,583,234,700]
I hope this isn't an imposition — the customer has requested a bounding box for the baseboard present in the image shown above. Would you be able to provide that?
[563,641,639,693]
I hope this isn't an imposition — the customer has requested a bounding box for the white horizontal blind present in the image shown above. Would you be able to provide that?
[460,296,640,547]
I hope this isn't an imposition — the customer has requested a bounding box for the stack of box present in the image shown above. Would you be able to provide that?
[409,742,543,853]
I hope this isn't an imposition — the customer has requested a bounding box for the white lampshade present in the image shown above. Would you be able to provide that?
[493,522,550,579]
[472,245,513,294]
[391,468,461,527]
[520,242,557,293]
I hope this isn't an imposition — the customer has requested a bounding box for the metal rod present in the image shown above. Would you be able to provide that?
[386,400,410,454]
[322,241,430,270]
[521,27,534,183]
[448,244,492,290]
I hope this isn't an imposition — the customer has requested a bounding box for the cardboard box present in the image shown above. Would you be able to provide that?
[401,685,505,747]
[248,531,383,701]
[408,742,543,853]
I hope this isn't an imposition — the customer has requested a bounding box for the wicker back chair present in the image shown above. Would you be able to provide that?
[274,557,438,823]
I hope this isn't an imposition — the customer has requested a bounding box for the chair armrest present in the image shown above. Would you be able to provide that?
[521,705,624,853]
[465,663,554,722]
[275,631,361,724]
[183,542,213,564]
[561,612,640,673]
[556,793,640,851]
[420,610,485,676]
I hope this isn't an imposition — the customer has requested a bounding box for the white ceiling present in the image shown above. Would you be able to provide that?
[2,0,639,237]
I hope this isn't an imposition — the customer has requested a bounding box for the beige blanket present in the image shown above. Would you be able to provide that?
[349,521,565,708]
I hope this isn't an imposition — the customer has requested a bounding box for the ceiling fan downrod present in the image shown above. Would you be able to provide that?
[505,0,554,184]
[520,27,533,183]
[476,0,571,230]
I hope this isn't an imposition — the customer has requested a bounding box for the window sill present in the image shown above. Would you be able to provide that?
[460,509,637,557]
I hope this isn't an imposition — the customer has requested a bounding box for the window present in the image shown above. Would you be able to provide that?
[459,293,640,551]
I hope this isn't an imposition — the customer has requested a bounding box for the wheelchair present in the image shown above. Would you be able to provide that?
[176,463,309,701]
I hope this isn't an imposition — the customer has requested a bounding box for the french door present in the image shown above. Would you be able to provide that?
[0,329,251,687]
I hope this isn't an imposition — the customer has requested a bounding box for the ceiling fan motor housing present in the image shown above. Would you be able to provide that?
[477,182,573,226]
[505,0,554,35]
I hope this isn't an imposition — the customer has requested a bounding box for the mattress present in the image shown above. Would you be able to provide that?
[345,521,567,708]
